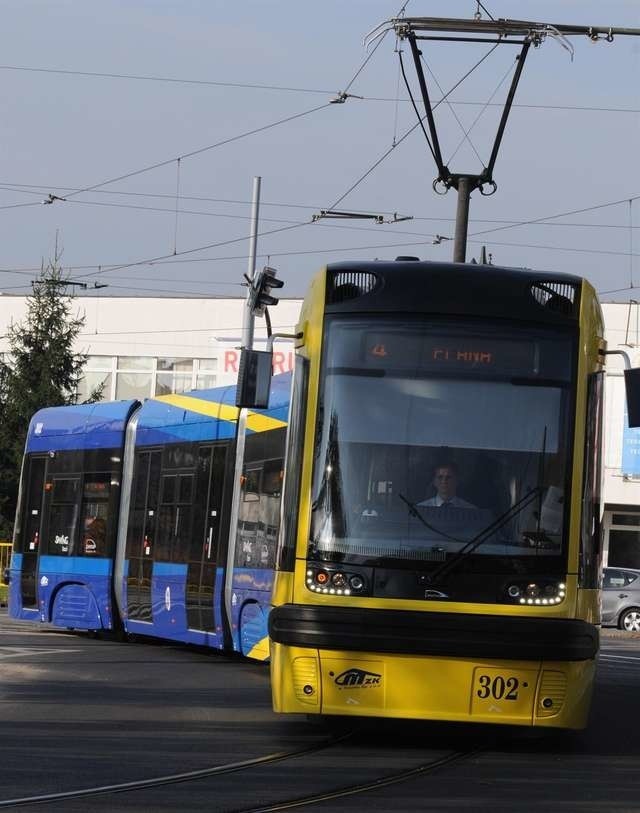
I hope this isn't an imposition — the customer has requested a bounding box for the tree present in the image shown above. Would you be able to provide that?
[0,258,95,537]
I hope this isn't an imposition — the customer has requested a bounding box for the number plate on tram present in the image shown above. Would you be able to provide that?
[471,667,538,719]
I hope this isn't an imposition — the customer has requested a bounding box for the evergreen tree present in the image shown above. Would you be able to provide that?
[0,258,93,536]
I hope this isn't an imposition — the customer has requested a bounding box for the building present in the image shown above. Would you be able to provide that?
[601,303,640,570]
[0,294,302,400]
[2,294,640,569]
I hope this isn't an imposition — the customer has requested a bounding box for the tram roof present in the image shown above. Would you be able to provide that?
[26,400,139,453]
[324,260,586,324]
[134,370,291,447]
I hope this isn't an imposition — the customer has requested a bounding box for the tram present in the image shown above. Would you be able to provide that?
[6,373,290,659]
[268,259,608,729]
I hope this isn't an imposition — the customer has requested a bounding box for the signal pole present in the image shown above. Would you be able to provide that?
[242,175,261,351]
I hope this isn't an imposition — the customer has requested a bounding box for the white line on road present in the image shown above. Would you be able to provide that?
[600,654,640,662]
[0,647,81,659]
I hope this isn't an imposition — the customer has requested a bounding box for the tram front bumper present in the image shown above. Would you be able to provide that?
[270,643,595,728]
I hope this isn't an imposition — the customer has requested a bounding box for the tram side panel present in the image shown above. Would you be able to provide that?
[119,390,238,649]
[117,374,290,656]
[231,397,289,659]
[8,401,138,630]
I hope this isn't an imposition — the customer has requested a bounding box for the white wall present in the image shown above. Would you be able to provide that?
[0,295,303,389]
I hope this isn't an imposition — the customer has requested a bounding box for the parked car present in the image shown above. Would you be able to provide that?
[602,567,640,631]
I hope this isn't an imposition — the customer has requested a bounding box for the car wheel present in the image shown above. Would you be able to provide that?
[619,607,640,632]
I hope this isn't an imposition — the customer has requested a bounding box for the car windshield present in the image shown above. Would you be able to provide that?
[309,316,574,568]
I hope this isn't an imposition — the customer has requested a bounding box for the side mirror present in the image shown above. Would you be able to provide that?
[625,368,640,428]
[235,348,272,409]
[2,567,10,586]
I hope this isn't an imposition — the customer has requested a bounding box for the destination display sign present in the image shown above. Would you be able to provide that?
[362,332,538,376]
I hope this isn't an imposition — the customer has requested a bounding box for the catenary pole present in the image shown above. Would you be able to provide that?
[225,176,262,649]
[242,176,261,351]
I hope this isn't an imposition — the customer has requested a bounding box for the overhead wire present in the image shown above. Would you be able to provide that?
[1,65,635,112]
[1,181,639,231]
[469,195,640,238]
[0,64,335,94]
[60,102,333,200]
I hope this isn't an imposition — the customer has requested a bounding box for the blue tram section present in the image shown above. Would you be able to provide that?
[8,375,290,661]
[9,400,139,630]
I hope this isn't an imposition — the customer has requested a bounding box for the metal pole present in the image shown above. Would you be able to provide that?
[242,175,261,351]
[453,176,471,263]
[225,175,261,649]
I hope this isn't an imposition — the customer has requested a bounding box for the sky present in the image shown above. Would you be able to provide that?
[0,0,639,302]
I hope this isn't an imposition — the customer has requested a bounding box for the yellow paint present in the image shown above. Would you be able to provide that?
[271,643,594,729]
[246,635,270,662]
[292,267,327,567]
[155,393,286,433]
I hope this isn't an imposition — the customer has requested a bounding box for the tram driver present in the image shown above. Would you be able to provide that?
[419,461,477,509]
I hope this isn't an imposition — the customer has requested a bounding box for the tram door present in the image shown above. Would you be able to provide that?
[19,456,47,608]
[186,445,227,631]
[126,449,161,621]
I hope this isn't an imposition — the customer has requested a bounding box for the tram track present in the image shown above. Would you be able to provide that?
[237,744,486,813]
[0,733,353,809]
[0,731,488,811]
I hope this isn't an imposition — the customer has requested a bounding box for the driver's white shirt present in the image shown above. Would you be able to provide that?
[418,495,475,508]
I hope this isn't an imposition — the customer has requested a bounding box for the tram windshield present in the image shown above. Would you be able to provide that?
[309,316,575,569]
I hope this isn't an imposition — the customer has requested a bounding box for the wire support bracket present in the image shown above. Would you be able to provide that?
[312,209,412,224]
[405,30,530,197]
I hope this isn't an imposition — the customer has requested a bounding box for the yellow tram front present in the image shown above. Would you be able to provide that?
[269,259,604,729]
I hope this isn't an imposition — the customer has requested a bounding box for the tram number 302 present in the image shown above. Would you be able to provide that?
[476,675,520,701]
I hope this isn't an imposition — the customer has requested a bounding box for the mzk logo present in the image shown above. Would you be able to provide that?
[334,668,382,688]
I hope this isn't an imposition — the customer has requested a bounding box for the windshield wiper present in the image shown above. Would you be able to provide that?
[425,487,543,584]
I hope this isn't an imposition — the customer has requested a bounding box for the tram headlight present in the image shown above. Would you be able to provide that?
[331,572,348,588]
[504,578,567,605]
[305,566,368,596]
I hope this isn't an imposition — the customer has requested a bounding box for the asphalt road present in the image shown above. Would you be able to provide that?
[1,611,639,812]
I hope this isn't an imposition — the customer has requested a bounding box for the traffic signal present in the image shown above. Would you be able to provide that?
[250,266,284,316]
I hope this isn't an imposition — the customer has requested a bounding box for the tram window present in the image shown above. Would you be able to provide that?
[236,457,283,569]
[279,356,309,571]
[263,460,283,496]
[16,456,46,554]
[47,478,80,556]
[242,468,261,501]
[48,506,78,555]
[80,474,111,556]
[178,474,193,504]
[126,452,151,559]
[156,472,194,563]
[580,372,604,588]
[156,505,175,561]
[52,478,79,504]
[161,475,176,505]
[310,319,572,565]
[164,444,196,470]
